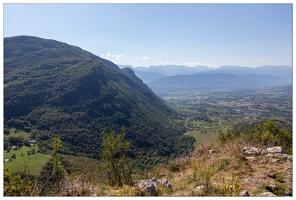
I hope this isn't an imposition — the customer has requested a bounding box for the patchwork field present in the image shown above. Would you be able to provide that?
[163,87,292,146]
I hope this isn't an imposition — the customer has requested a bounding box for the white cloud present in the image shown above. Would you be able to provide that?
[258,59,267,62]
[102,53,124,59]
[142,56,151,61]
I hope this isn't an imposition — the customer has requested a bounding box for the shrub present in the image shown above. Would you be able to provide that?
[167,162,180,172]
[191,159,216,193]
[115,185,142,196]
[220,176,240,196]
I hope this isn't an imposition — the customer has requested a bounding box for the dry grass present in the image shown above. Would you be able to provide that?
[142,138,293,196]
[55,138,292,196]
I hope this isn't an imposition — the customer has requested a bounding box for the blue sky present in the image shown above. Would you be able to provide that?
[3,3,292,68]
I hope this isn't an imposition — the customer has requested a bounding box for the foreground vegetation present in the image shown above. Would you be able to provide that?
[4,119,292,196]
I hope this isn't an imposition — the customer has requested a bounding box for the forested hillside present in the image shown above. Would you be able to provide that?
[4,36,195,167]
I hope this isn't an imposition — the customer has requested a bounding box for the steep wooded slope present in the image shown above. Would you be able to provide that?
[4,36,194,165]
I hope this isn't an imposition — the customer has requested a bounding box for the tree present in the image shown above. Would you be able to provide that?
[100,127,133,186]
[11,154,16,159]
[242,119,292,154]
[51,137,67,194]
[31,149,36,154]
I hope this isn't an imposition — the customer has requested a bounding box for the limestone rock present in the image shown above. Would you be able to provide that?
[194,185,206,192]
[159,179,173,191]
[287,155,292,161]
[243,146,266,155]
[258,192,277,196]
[136,179,157,196]
[239,190,250,196]
[266,146,287,154]
[136,178,173,196]
[241,177,260,185]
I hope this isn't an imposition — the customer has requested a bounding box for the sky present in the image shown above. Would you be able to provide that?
[3,2,293,68]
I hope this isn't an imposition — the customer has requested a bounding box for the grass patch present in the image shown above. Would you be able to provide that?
[186,129,218,145]
[4,128,31,139]
[4,145,51,175]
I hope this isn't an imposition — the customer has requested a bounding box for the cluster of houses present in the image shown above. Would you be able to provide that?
[184,116,203,132]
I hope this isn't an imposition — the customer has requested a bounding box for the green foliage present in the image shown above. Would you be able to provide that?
[115,185,142,196]
[51,137,67,193]
[167,162,180,172]
[52,137,62,155]
[232,176,241,196]
[273,183,291,196]
[217,128,239,144]
[217,119,292,154]
[100,128,133,186]
[191,159,216,193]
[216,158,230,171]
[4,168,33,196]
[242,119,292,154]
[220,176,231,196]
[11,153,16,159]
[220,176,240,196]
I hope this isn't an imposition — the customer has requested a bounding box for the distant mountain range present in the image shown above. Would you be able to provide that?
[118,64,211,83]
[118,65,292,94]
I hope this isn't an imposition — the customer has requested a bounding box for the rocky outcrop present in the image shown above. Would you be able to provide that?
[137,179,157,196]
[158,179,173,190]
[136,178,173,196]
[241,177,260,185]
[243,147,266,155]
[243,146,290,157]
[266,146,287,154]
[258,192,277,196]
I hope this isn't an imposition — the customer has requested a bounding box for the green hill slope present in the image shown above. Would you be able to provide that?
[4,36,195,166]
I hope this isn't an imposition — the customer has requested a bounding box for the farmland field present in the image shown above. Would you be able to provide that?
[162,86,292,145]
[4,145,51,175]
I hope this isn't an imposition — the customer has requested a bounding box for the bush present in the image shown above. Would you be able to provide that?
[167,162,180,172]
[115,185,142,196]
[191,159,216,193]
[220,176,240,196]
